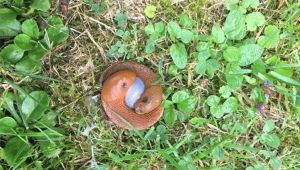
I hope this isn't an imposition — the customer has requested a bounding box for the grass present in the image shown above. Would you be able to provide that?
[1,0,300,169]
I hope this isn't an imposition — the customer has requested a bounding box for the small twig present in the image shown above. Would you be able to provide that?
[86,30,108,64]
[84,14,116,34]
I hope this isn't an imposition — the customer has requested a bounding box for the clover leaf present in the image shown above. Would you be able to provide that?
[223,46,241,63]
[239,44,263,66]
[207,95,220,106]
[259,133,280,148]
[179,14,195,28]
[0,44,24,63]
[163,100,177,127]
[172,90,190,103]
[258,25,280,49]
[0,8,21,38]
[114,12,128,28]
[0,117,18,134]
[263,120,276,133]
[14,34,35,51]
[211,24,225,43]
[246,12,265,31]
[167,21,181,41]
[222,97,239,113]
[177,96,197,114]
[170,43,187,69]
[144,5,156,18]
[241,0,259,9]
[180,29,194,44]
[223,10,246,40]
[21,19,39,39]
[15,55,42,73]
[46,16,69,45]
[30,0,50,12]
[225,63,244,90]
[225,0,239,11]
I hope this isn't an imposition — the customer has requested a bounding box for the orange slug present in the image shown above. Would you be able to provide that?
[134,86,163,114]
[100,61,163,130]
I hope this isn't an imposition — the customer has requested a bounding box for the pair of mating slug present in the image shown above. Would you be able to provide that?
[101,70,162,115]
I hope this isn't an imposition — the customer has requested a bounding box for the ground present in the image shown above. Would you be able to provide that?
[1,0,300,169]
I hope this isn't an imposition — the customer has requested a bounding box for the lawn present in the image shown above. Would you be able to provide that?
[0,0,300,169]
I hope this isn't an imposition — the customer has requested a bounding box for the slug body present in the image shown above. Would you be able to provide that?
[101,70,136,103]
[101,61,164,130]
[134,86,163,114]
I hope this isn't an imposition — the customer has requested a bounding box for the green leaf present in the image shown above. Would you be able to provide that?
[251,87,265,102]
[252,59,266,74]
[195,58,206,75]
[14,34,35,51]
[46,16,69,45]
[245,12,265,31]
[211,24,225,43]
[154,22,165,33]
[260,133,280,148]
[211,147,225,160]
[269,157,282,170]
[241,0,259,9]
[269,71,300,86]
[15,55,41,73]
[31,0,50,11]
[172,90,190,103]
[4,137,32,168]
[223,10,246,40]
[21,19,39,39]
[225,0,239,11]
[177,96,197,114]
[244,75,257,85]
[196,42,211,60]
[167,21,181,41]
[206,59,219,78]
[207,95,220,106]
[0,19,21,38]
[179,14,195,28]
[210,105,224,118]
[144,5,156,18]
[21,91,49,122]
[263,119,275,133]
[163,100,176,126]
[0,8,18,25]
[38,140,61,158]
[219,85,232,98]
[38,111,57,127]
[0,117,18,134]
[180,29,194,44]
[114,12,128,28]
[0,44,24,63]
[2,92,22,124]
[170,43,187,69]
[144,23,154,36]
[222,97,239,113]
[0,9,21,38]
[145,37,156,54]
[225,63,244,90]
[0,8,21,39]
[156,125,168,141]
[189,117,206,126]
[239,44,263,66]
[223,46,241,63]
[258,25,280,49]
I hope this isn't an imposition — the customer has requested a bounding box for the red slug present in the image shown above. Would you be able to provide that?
[100,61,163,130]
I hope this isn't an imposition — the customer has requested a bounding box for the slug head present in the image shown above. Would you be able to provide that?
[101,70,136,103]
[134,86,163,114]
